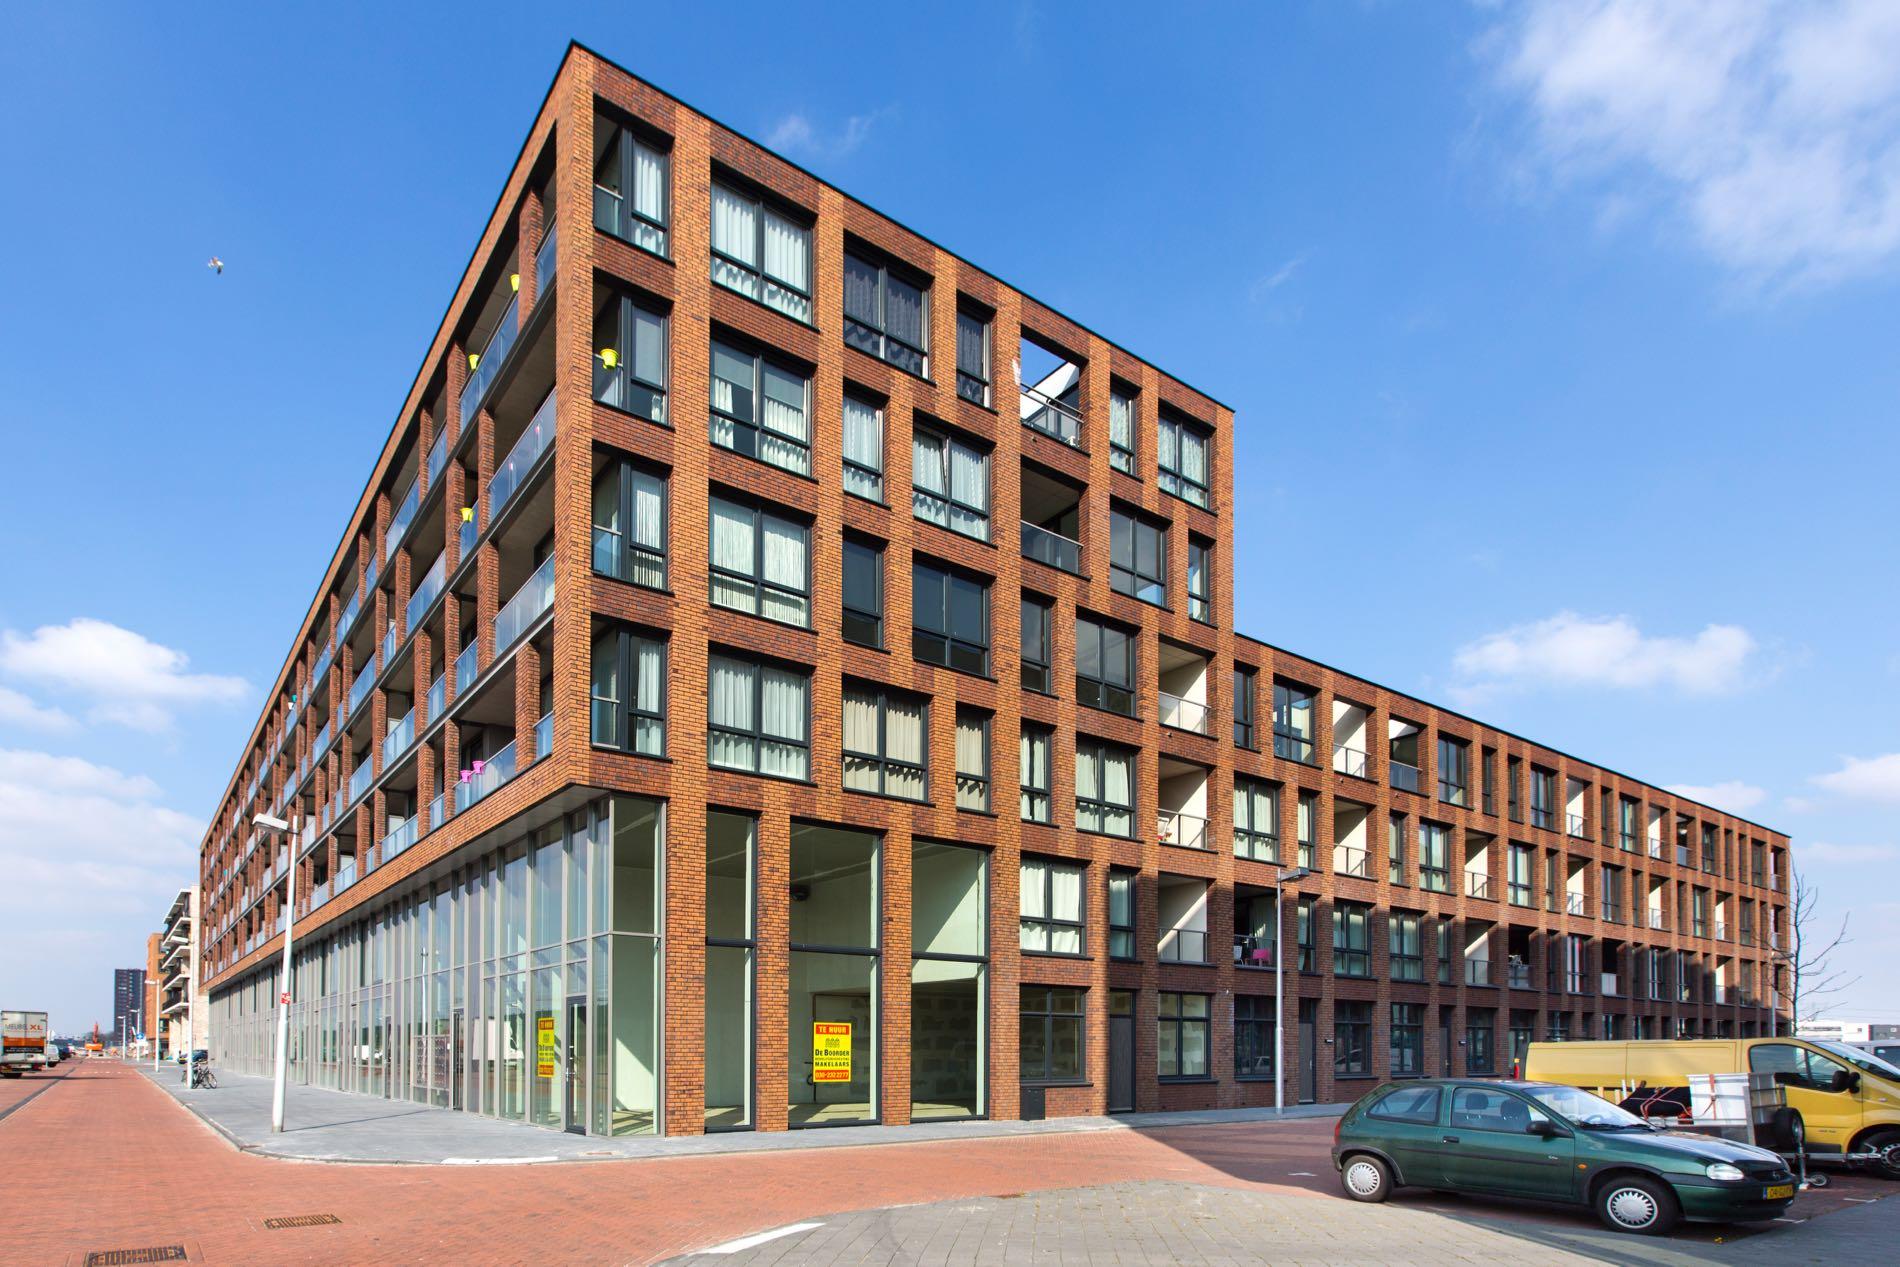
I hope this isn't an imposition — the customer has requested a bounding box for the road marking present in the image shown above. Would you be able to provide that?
[1287,1171,1316,1177]
[1842,1197,1878,1203]
[699,1222,823,1255]
[1772,1216,1806,1224]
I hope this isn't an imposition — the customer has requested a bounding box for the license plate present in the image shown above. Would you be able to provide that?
[1764,1184,1794,1200]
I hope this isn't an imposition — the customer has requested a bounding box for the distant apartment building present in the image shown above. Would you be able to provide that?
[111,968,145,1047]
[197,43,1792,1140]
[155,888,203,1057]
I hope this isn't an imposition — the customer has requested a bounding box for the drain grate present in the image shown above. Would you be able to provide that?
[84,1250,188,1267]
[263,1214,343,1229]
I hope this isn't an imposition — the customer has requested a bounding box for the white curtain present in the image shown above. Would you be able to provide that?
[707,656,755,770]
[1102,750,1130,807]
[711,186,756,266]
[758,666,807,778]
[761,515,807,625]
[841,690,879,755]
[1158,419,1179,473]
[1049,864,1082,952]
[1181,427,1208,484]
[762,210,808,290]
[886,697,924,765]
[949,442,989,539]
[842,397,882,490]
[632,306,666,387]
[632,140,666,222]
[633,638,663,754]
[759,363,810,474]
[912,432,946,498]
[631,470,664,552]
[1020,859,1048,919]
[1020,730,1046,788]
[1110,392,1133,450]
[710,499,756,612]
[955,717,986,779]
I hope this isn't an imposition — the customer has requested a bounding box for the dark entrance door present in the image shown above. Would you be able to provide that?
[1298,999,1317,1104]
[564,995,588,1134]
[1107,990,1135,1113]
[451,1009,466,1111]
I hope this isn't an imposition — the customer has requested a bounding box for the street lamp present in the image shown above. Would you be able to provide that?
[254,811,298,1132]
[1273,865,1312,1115]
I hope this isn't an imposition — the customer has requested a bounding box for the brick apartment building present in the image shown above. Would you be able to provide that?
[199,43,1790,1138]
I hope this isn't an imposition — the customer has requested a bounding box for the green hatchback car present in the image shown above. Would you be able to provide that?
[1332,1079,1797,1235]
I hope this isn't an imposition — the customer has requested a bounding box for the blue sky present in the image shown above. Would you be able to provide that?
[3,2,1897,1036]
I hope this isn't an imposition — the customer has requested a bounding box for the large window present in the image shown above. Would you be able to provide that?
[1297,897,1316,972]
[1233,778,1281,863]
[1233,666,1257,748]
[1273,680,1317,764]
[842,685,927,802]
[1020,595,1053,693]
[710,183,811,322]
[844,250,928,375]
[1508,844,1534,907]
[1466,1008,1496,1074]
[1109,508,1167,605]
[1019,858,1083,954]
[954,306,991,406]
[955,709,990,811]
[1075,616,1136,716]
[710,496,809,628]
[705,811,754,1129]
[911,841,986,1120]
[1108,869,1136,959]
[591,460,666,589]
[593,120,668,255]
[592,295,668,422]
[1157,412,1211,508]
[1389,911,1422,982]
[1530,766,1556,829]
[1158,877,1209,963]
[589,626,666,756]
[842,537,883,648]
[1187,538,1212,623]
[1419,822,1451,894]
[912,560,990,674]
[707,654,809,780]
[1297,791,1317,869]
[1334,1001,1372,1077]
[912,427,990,541]
[788,824,877,1126]
[1235,995,1274,1080]
[1390,1003,1423,1078]
[1158,993,1210,1079]
[1019,725,1052,823]
[1019,986,1083,1083]
[710,340,811,476]
[1333,900,1372,978]
[842,395,884,501]
[1388,812,1407,885]
[1437,737,1469,807]
[1108,388,1137,475]
[1076,739,1135,837]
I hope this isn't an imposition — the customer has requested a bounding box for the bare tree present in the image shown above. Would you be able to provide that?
[1769,872,1857,1034]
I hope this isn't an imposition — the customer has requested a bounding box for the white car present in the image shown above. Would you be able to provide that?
[42,1043,60,1067]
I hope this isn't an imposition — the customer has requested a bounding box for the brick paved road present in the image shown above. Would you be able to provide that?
[1,1061,1889,1266]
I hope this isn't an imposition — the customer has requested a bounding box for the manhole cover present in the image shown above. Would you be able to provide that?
[84,1250,188,1267]
[263,1214,343,1229]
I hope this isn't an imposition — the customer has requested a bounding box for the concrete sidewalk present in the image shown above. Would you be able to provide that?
[138,1064,1345,1165]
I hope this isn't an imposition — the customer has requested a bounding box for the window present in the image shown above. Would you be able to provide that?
[1075,616,1137,716]
[1235,995,1274,1079]
[592,295,668,422]
[1157,411,1211,508]
[1157,877,1209,963]
[1076,739,1136,837]
[1387,812,1406,884]
[844,250,928,375]
[842,537,883,647]
[1297,791,1317,869]
[1233,778,1281,863]
[1109,507,1167,605]
[709,183,811,321]
[1419,822,1451,894]
[710,496,809,627]
[1296,896,1316,972]
[1389,912,1422,982]
[1108,869,1136,959]
[954,307,991,406]
[1435,918,1453,984]
[1530,766,1556,829]
[591,460,666,588]
[1019,858,1083,954]
[710,340,811,475]
[1507,756,1523,822]
[593,119,668,254]
[1232,666,1257,748]
[955,709,990,811]
[589,626,666,756]
[1333,900,1371,977]
[842,685,928,801]
[1158,993,1210,1078]
[1108,388,1137,475]
[1508,844,1534,906]
[842,395,884,500]
[1390,1004,1424,1077]
[1368,1084,1440,1123]
[1019,725,1052,823]
[912,427,990,541]
[1466,1008,1496,1074]
[1273,680,1317,764]
[1020,595,1053,693]
[707,654,809,780]
[1437,737,1469,807]
[1334,1001,1372,1077]
[1019,986,1083,1082]
[912,560,990,674]
[1186,538,1212,623]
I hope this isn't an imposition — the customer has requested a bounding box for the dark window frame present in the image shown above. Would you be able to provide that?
[1156,410,1212,509]
[708,180,813,321]
[1157,991,1211,1079]
[1075,615,1138,717]
[590,457,668,590]
[1333,900,1373,978]
[1075,737,1137,839]
[954,304,992,406]
[1108,505,1168,606]
[709,337,812,476]
[1020,594,1054,694]
[588,624,667,757]
[911,558,992,676]
[591,293,670,423]
[841,682,929,803]
[843,248,929,376]
[1107,868,1136,960]
[592,117,670,255]
[1019,985,1085,1084]
[1019,857,1086,956]
[709,494,811,630]
[842,535,884,649]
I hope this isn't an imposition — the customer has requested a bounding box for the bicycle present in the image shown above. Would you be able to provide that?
[190,1060,218,1089]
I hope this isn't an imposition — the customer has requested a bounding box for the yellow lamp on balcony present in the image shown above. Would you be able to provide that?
[461,506,474,523]
[510,272,520,293]
[467,352,480,370]
[598,347,619,369]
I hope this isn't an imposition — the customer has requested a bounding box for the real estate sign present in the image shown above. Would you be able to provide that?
[812,1022,851,1083]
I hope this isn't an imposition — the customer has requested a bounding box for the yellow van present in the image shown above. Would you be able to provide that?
[1525,1038,1900,1179]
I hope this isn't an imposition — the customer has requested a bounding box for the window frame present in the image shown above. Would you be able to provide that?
[1437,736,1470,807]
[1389,911,1423,982]
[1232,666,1257,748]
[1418,821,1452,894]
[841,393,885,502]
[1075,615,1137,717]
[911,558,991,676]
[709,338,812,476]
[705,652,811,781]
[1272,679,1317,764]
[954,305,992,406]
[955,707,991,812]
[1390,1002,1424,1078]
[708,181,813,322]
[1157,992,1212,1080]
[1108,387,1137,475]
[1333,1000,1372,1077]
[590,457,668,590]
[591,293,670,423]
[1107,868,1136,960]
[1019,857,1086,957]
[708,494,811,629]
[1018,985,1085,1084]
[593,118,670,256]
[1075,737,1137,838]
[1233,777,1281,863]
[911,425,991,542]
[1333,900,1372,978]
[1234,994,1275,1081]
[1020,594,1054,694]
[1156,411,1212,509]
[1019,723,1054,824]
[588,624,667,757]
[1108,506,1168,606]
[1186,537,1212,623]
[843,248,930,376]
[841,682,930,803]
[841,535,884,649]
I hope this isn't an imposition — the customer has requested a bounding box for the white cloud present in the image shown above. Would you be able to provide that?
[1800,840,1898,864]
[1249,252,1308,300]
[1667,780,1768,815]
[1482,0,1900,289]
[1810,752,1900,803]
[1452,611,1759,696]
[766,107,892,160]
[0,617,246,731]
[0,685,73,732]
[1782,795,1816,813]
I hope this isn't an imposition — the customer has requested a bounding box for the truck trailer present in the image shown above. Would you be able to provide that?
[2,1010,49,1076]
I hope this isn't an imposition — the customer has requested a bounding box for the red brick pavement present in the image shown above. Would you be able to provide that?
[0,1062,1882,1266]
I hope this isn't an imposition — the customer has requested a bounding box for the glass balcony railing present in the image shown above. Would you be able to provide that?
[1157,810,1208,851]
[458,512,477,561]
[1333,746,1369,778]
[337,587,363,639]
[1390,760,1422,794]
[383,707,416,767]
[490,391,556,521]
[425,674,445,725]
[311,720,334,765]
[380,813,419,862]
[1334,845,1369,878]
[1019,521,1082,573]
[424,423,449,494]
[1157,691,1209,735]
[427,792,445,834]
[1567,813,1589,838]
[386,475,420,561]
[1233,934,1276,968]
[1019,387,1082,446]
[311,639,334,687]
[347,760,372,805]
[335,858,357,893]
[1508,960,1533,990]
[347,657,376,717]
[455,640,479,693]
[406,552,447,632]
[382,621,399,667]
[535,221,557,298]
[533,709,552,761]
[461,295,520,428]
[1465,872,1494,900]
[494,555,554,655]
[1465,959,1493,987]
[454,738,519,812]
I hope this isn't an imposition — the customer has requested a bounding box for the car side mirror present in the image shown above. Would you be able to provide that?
[1528,1118,1561,1137]
[1773,1071,1800,1088]
[1832,1070,1860,1094]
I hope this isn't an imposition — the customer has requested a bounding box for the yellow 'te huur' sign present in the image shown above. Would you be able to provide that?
[812,1022,852,1083]
[536,1015,557,1079]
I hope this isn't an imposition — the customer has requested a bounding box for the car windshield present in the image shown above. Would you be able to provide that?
[1815,1040,1900,1082]
[1523,1083,1647,1128]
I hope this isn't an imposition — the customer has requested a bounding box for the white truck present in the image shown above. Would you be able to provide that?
[2,1010,49,1076]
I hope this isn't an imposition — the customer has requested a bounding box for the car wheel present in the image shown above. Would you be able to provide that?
[1595,1175,1680,1236]
[1862,1130,1900,1181]
[1340,1155,1392,1203]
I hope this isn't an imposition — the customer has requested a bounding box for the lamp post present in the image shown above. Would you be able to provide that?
[1273,865,1312,1115]
[254,812,297,1132]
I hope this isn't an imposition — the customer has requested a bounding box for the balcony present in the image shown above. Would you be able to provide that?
[1715,920,1729,941]
[383,707,416,767]
[535,221,557,297]
[386,475,420,561]
[1646,909,1667,930]
[311,719,334,765]
[335,857,357,894]
[1465,872,1494,900]
[347,657,376,717]
[1333,845,1369,879]
[461,294,520,428]
[489,390,556,521]
[424,422,449,494]
[337,587,364,639]
[1648,839,1664,860]
[494,555,555,655]
[459,512,478,562]
[533,709,552,759]
[1157,691,1209,736]
[347,759,372,806]
[1508,960,1532,990]
[1158,809,1208,851]
[1567,813,1588,838]
[1333,746,1368,779]
[427,792,446,834]
[406,552,448,632]
[309,877,331,910]
[455,738,519,812]
[381,812,419,862]
[1019,385,1082,447]
[425,674,445,725]
[1566,892,1586,917]
[1233,934,1276,969]
[1465,959,1493,987]
[1389,760,1422,795]
[455,640,479,693]
[311,639,335,687]
[1019,520,1081,574]
[381,621,399,668]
